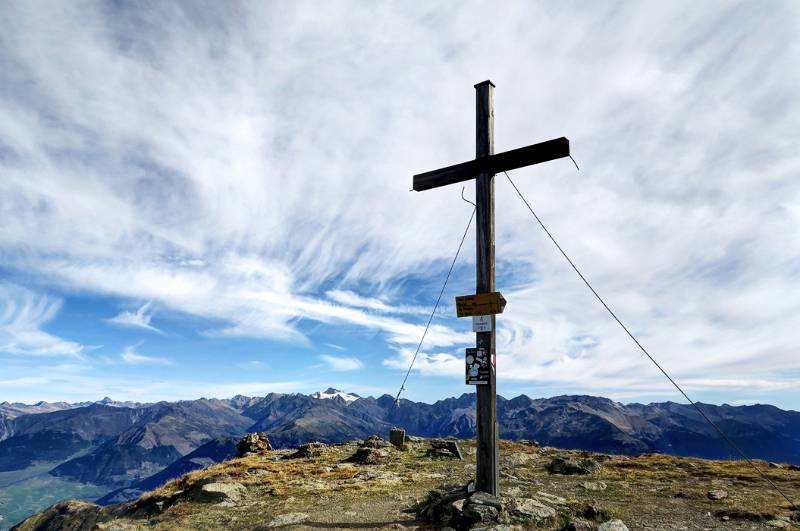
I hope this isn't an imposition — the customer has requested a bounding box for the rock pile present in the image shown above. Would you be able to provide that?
[360,435,391,448]
[235,432,272,457]
[346,446,388,465]
[285,441,328,459]
[461,491,502,525]
[416,485,567,528]
[343,434,395,464]
[426,438,463,459]
[546,456,601,475]
[415,484,472,525]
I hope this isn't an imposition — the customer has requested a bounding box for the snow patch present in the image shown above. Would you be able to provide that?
[311,388,360,403]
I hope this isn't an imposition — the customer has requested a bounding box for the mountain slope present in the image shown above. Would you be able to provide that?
[0,405,152,472]
[48,400,253,485]
[95,437,238,505]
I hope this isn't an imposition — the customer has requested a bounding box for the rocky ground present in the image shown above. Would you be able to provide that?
[13,437,800,530]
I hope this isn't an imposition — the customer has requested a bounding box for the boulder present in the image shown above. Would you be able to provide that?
[546,456,600,475]
[581,504,610,521]
[503,453,534,467]
[462,503,499,525]
[265,512,310,527]
[469,491,503,510]
[346,447,387,465]
[426,439,463,459]
[581,481,607,491]
[462,491,502,525]
[191,482,246,504]
[707,489,728,500]
[361,435,391,448]
[766,520,791,529]
[236,432,272,457]
[562,520,594,531]
[598,520,629,531]
[416,485,470,524]
[504,496,556,522]
[285,441,328,459]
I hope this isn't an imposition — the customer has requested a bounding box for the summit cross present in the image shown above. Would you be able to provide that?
[412,80,570,496]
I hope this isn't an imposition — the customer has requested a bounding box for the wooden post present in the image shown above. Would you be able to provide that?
[410,80,569,497]
[474,80,498,496]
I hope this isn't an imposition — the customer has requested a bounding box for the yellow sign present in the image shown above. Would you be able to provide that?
[455,292,507,318]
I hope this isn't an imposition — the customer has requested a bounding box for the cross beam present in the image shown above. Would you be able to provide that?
[413,137,569,191]
[412,80,569,497]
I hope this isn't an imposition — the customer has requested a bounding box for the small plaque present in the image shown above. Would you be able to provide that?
[465,347,490,385]
[472,315,492,332]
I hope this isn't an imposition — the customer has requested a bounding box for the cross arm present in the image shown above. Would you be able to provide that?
[412,137,569,192]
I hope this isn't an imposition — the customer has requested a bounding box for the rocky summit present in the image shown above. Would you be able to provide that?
[14,437,800,530]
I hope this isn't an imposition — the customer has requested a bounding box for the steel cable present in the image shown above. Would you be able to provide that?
[504,169,797,510]
[394,206,475,405]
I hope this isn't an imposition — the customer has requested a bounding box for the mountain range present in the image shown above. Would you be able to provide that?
[1,389,799,525]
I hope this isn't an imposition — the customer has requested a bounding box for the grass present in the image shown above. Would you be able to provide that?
[15,440,800,530]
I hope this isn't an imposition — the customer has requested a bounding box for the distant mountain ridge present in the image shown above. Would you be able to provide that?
[0,397,147,419]
[1,390,799,512]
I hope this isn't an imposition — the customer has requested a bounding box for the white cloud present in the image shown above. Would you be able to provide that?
[0,283,85,358]
[383,347,462,378]
[0,2,798,402]
[106,302,161,333]
[326,289,429,315]
[0,376,50,387]
[320,354,364,372]
[325,343,346,351]
[0,370,305,404]
[120,345,173,366]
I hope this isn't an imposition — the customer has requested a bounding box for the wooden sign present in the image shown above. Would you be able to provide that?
[455,292,507,318]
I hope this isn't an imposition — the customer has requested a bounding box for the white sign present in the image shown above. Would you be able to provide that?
[472,315,492,332]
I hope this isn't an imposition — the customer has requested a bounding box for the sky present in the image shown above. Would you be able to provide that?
[1,1,799,409]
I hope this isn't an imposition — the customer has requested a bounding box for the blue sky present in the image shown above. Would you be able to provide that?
[1,1,799,408]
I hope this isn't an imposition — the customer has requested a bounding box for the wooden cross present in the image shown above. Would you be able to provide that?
[412,80,570,496]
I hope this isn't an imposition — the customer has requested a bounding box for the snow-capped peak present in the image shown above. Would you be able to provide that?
[311,388,360,403]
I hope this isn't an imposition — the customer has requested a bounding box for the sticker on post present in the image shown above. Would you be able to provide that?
[472,315,492,332]
[466,347,490,385]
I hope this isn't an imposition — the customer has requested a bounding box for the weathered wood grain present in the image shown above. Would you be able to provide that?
[412,137,569,191]
[474,79,499,496]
